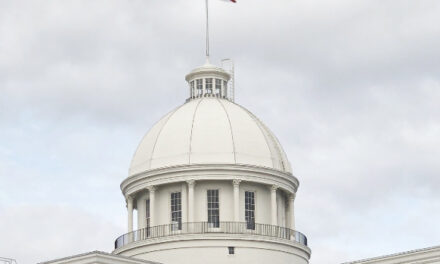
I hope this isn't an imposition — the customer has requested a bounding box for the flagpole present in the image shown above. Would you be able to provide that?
[205,0,210,61]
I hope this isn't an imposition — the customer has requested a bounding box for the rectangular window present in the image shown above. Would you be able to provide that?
[228,247,235,255]
[206,78,213,94]
[215,79,222,96]
[207,189,220,228]
[146,199,150,236]
[223,81,228,98]
[245,191,255,230]
[171,192,182,230]
[196,79,203,96]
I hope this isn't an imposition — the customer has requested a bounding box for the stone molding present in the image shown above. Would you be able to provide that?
[147,186,157,193]
[121,164,298,198]
[113,233,311,260]
[289,193,296,201]
[232,179,241,186]
[186,179,196,187]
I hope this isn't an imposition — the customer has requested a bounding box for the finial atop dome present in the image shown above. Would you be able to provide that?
[184,0,236,102]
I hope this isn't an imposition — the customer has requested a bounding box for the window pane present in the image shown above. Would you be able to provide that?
[245,191,255,230]
[223,81,228,98]
[190,81,195,97]
[196,79,203,96]
[215,79,222,96]
[207,189,220,228]
[206,78,213,94]
[146,199,151,236]
[171,192,182,230]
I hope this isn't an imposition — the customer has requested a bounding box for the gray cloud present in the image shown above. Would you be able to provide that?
[1,0,439,263]
[0,206,122,264]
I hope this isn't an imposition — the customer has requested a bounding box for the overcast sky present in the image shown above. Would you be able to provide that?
[1,0,440,263]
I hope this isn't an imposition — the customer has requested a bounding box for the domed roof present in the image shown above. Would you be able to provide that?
[129,98,292,176]
[185,62,230,81]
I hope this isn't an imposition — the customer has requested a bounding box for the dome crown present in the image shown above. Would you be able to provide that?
[129,98,292,176]
[185,61,232,101]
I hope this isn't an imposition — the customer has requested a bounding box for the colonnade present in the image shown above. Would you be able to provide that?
[125,180,296,233]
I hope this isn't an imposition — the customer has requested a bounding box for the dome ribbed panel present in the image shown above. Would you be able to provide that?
[150,100,200,169]
[247,111,292,173]
[189,99,235,164]
[259,121,293,173]
[220,101,273,168]
[129,109,178,175]
[129,98,292,176]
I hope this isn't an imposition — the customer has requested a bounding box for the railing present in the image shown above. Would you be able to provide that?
[115,222,307,249]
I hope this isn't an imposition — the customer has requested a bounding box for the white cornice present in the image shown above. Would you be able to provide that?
[121,164,299,197]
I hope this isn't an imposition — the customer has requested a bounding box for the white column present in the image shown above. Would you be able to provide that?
[187,180,196,223]
[233,179,241,222]
[182,182,188,224]
[127,196,134,233]
[271,185,278,226]
[148,186,156,227]
[137,193,147,229]
[288,193,296,230]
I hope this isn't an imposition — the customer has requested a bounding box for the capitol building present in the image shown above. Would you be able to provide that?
[112,60,309,263]
[33,58,440,264]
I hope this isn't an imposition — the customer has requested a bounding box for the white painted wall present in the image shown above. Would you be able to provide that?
[154,182,183,226]
[240,182,272,224]
[133,180,289,229]
[118,238,310,264]
[194,181,234,222]
[123,179,305,264]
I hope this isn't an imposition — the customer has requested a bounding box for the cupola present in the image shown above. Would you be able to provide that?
[185,60,231,100]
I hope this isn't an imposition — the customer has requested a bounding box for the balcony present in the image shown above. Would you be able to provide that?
[115,222,308,249]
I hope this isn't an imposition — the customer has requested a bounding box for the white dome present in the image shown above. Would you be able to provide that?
[129,98,292,176]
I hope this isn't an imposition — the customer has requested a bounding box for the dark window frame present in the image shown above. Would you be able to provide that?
[207,189,220,228]
[245,191,256,230]
[171,192,182,231]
